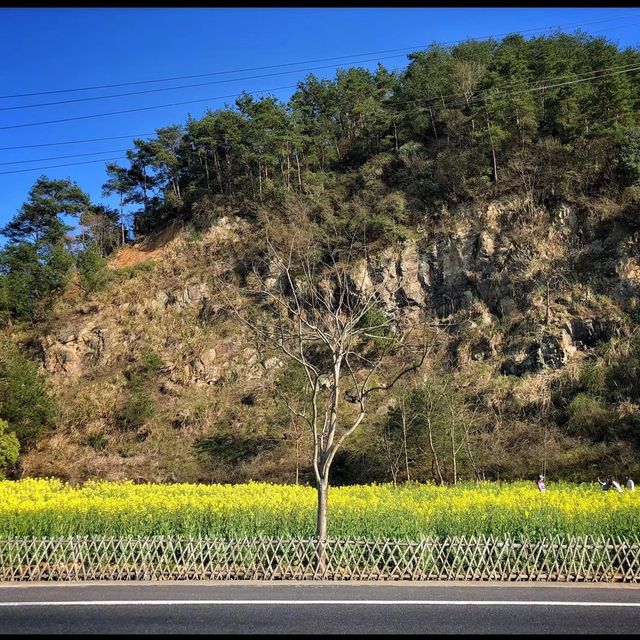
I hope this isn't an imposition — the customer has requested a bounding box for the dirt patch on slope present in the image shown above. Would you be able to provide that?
[111,221,184,268]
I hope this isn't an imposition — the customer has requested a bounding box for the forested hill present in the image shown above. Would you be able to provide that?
[100,32,640,238]
[1,32,640,485]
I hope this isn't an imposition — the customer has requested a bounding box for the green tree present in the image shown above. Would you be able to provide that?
[102,162,136,245]
[112,142,162,235]
[76,242,110,292]
[0,176,91,320]
[619,127,640,186]
[78,203,122,256]
[1,176,91,246]
[0,418,19,478]
[290,74,340,172]
[146,125,186,203]
[0,340,56,445]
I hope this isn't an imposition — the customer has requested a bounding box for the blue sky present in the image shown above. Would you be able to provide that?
[1,7,639,242]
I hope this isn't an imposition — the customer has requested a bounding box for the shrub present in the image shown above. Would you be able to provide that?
[567,393,614,440]
[119,391,154,430]
[76,243,110,292]
[618,127,640,187]
[0,419,19,477]
[0,341,56,445]
[87,432,109,453]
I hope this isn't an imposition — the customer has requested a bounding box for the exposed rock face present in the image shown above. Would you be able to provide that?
[499,317,625,377]
[191,347,220,384]
[263,356,284,371]
[41,326,112,377]
[35,199,634,395]
[341,198,632,375]
[19,196,640,483]
[165,282,210,310]
[500,334,566,377]
[564,318,622,350]
[349,215,514,322]
[350,242,429,313]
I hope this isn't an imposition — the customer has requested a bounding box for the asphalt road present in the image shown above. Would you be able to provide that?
[1,581,639,634]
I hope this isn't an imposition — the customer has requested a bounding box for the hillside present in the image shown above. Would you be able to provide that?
[1,31,640,484]
[4,189,638,485]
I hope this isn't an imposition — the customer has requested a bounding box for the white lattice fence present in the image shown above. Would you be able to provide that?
[1,535,638,582]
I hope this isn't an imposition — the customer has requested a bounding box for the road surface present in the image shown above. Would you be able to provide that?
[1,581,639,634]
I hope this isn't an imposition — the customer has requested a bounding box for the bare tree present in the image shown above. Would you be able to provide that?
[453,59,485,134]
[391,393,422,485]
[232,232,428,553]
[377,394,420,487]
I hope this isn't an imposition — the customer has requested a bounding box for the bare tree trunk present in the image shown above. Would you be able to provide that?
[212,148,224,194]
[428,107,439,143]
[203,152,212,193]
[316,478,328,539]
[315,477,329,574]
[450,409,457,486]
[485,112,498,183]
[545,278,551,325]
[491,145,498,183]
[225,148,233,193]
[295,153,303,192]
[119,192,125,246]
[427,416,444,485]
[232,236,428,569]
[142,169,149,211]
[290,414,300,486]
[465,96,476,134]
[463,420,481,481]
[286,154,291,191]
[389,437,399,488]
[402,406,410,482]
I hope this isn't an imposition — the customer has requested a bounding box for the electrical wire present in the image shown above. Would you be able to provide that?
[0,52,412,112]
[0,134,155,152]
[1,61,639,172]
[1,11,636,100]
[0,84,300,131]
[0,149,129,166]
[0,156,127,175]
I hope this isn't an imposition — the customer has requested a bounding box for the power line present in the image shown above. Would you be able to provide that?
[0,18,637,136]
[0,63,634,176]
[0,149,129,166]
[0,53,411,113]
[2,12,636,101]
[387,60,640,110]
[451,64,640,110]
[4,53,638,134]
[6,15,640,113]
[1,58,636,152]
[0,156,127,176]
[10,49,639,116]
[393,64,640,118]
[0,134,154,152]
[0,84,300,131]
[2,61,639,168]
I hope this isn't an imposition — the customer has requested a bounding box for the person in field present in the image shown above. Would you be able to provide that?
[536,474,546,491]
[625,475,635,491]
[598,476,622,492]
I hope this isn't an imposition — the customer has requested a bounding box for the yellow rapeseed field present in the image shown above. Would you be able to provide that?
[1,478,638,539]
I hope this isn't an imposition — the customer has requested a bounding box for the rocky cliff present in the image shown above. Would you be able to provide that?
[15,193,640,483]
